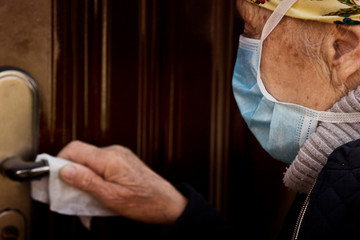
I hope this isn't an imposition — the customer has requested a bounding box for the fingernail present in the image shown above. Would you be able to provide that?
[61,164,76,180]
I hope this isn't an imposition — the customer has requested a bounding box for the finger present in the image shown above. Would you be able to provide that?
[57,140,107,175]
[60,163,109,199]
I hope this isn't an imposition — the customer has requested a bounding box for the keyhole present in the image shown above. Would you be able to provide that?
[1,225,19,240]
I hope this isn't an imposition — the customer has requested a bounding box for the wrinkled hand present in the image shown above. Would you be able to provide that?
[58,140,187,225]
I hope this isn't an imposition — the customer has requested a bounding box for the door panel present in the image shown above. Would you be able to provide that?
[0,0,294,239]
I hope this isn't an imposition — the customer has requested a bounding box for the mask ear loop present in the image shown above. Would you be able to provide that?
[256,0,298,102]
[260,0,298,41]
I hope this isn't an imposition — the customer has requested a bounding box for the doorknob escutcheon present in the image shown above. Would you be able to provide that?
[0,68,40,240]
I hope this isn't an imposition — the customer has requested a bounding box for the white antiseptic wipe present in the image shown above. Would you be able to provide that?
[31,153,117,229]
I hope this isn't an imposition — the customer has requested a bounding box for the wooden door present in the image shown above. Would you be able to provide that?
[0,0,294,239]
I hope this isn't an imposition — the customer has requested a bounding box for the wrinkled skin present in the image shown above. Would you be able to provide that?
[59,141,187,224]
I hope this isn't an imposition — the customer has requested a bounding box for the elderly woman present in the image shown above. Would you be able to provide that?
[54,0,360,238]
[235,0,360,194]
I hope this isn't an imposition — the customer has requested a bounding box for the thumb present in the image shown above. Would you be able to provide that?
[60,163,106,196]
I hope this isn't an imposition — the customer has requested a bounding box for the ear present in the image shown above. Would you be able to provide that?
[329,25,360,86]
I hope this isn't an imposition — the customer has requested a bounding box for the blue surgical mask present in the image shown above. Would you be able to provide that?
[232,0,360,163]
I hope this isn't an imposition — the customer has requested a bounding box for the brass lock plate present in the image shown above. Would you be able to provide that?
[0,69,39,240]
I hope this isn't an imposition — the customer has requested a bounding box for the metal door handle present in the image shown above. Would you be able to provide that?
[0,157,49,181]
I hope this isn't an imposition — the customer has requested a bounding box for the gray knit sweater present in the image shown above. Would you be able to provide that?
[283,86,360,193]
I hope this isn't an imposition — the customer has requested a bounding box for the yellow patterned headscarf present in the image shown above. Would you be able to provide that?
[249,0,360,24]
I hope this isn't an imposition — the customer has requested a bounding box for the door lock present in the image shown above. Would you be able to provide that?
[1,225,20,240]
[0,209,26,240]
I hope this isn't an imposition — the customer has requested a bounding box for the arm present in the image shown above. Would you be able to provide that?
[58,140,235,237]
